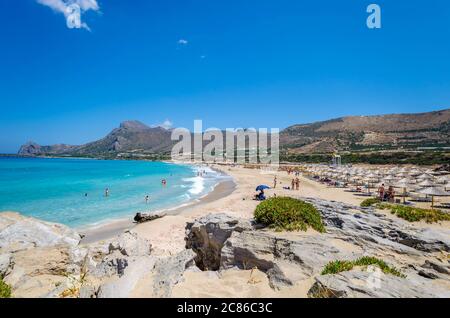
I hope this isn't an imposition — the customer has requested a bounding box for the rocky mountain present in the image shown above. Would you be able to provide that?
[280,109,450,153]
[17,109,450,157]
[18,120,175,157]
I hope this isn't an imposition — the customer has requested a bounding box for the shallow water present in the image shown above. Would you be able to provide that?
[0,157,221,227]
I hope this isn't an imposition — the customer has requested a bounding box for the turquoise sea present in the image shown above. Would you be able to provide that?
[0,157,222,228]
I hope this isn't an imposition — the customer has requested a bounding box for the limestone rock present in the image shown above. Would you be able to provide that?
[185,213,252,270]
[221,230,358,288]
[151,249,197,297]
[0,253,11,276]
[97,256,156,298]
[108,230,152,257]
[0,212,81,252]
[308,271,450,298]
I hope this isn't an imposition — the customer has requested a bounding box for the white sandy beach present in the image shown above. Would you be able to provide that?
[77,163,449,298]
[2,163,449,298]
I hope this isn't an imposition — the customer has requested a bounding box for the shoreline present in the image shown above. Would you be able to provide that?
[80,175,236,244]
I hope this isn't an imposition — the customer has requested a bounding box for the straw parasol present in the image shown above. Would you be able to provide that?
[417,179,435,187]
[394,178,413,204]
[436,176,449,184]
[444,182,450,191]
[416,187,450,208]
[417,173,433,180]
[384,175,396,182]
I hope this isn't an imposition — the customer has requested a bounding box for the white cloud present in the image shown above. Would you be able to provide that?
[158,120,173,130]
[37,0,100,31]
[178,39,189,45]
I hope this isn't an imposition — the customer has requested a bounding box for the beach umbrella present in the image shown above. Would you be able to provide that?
[256,185,270,191]
[416,187,450,208]
[417,173,433,181]
[394,178,413,204]
[384,175,396,182]
[436,176,449,184]
[417,179,435,187]
[409,169,422,176]
[364,177,378,194]
[444,182,450,191]
[398,167,408,174]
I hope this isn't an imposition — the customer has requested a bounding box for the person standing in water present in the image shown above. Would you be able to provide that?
[145,195,149,204]
[105,188,109,197]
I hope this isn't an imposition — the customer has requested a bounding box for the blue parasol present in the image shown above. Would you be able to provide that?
[256,185,270,191]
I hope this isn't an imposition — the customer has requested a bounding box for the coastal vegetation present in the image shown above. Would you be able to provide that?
[254,197,325,232]
[375,203,450,223]
[360,198,381,207]
[0,277,11,298]
[321,256,405,278]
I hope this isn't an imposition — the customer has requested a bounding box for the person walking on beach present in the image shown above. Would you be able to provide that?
[295,177,300,190]
[378,184,385,201]
[273,176,277,189]
[291,178,295,190]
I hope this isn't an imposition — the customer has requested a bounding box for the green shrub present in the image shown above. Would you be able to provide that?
[321,256,405,278]
[360,197,381,207]
[0,278,11,298]
[254,197,325,233]
[321,260,354,275]
[375,203,450,223]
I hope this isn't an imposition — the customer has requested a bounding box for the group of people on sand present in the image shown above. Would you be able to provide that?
[286,168,301,176]
[378,183,395,202]
[291,177,300,191]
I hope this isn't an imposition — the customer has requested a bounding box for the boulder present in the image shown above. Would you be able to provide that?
[97,256,157,298]
[108,230,152,257]
[302,198,450,254]
[151,249,197,297]
[0,253,11,276]
[221,230,358,288]
[185,213,252,271]
[308,271,450,298]
[0,212,81,252]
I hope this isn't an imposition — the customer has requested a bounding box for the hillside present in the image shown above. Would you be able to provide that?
[280,109,450,153]
[18,120,175,158]
[17,109,450,158]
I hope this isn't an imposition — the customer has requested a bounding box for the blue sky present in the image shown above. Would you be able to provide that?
[0,0,449,153]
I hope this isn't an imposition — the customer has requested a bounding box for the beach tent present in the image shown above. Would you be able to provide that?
[416,187,450,209]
